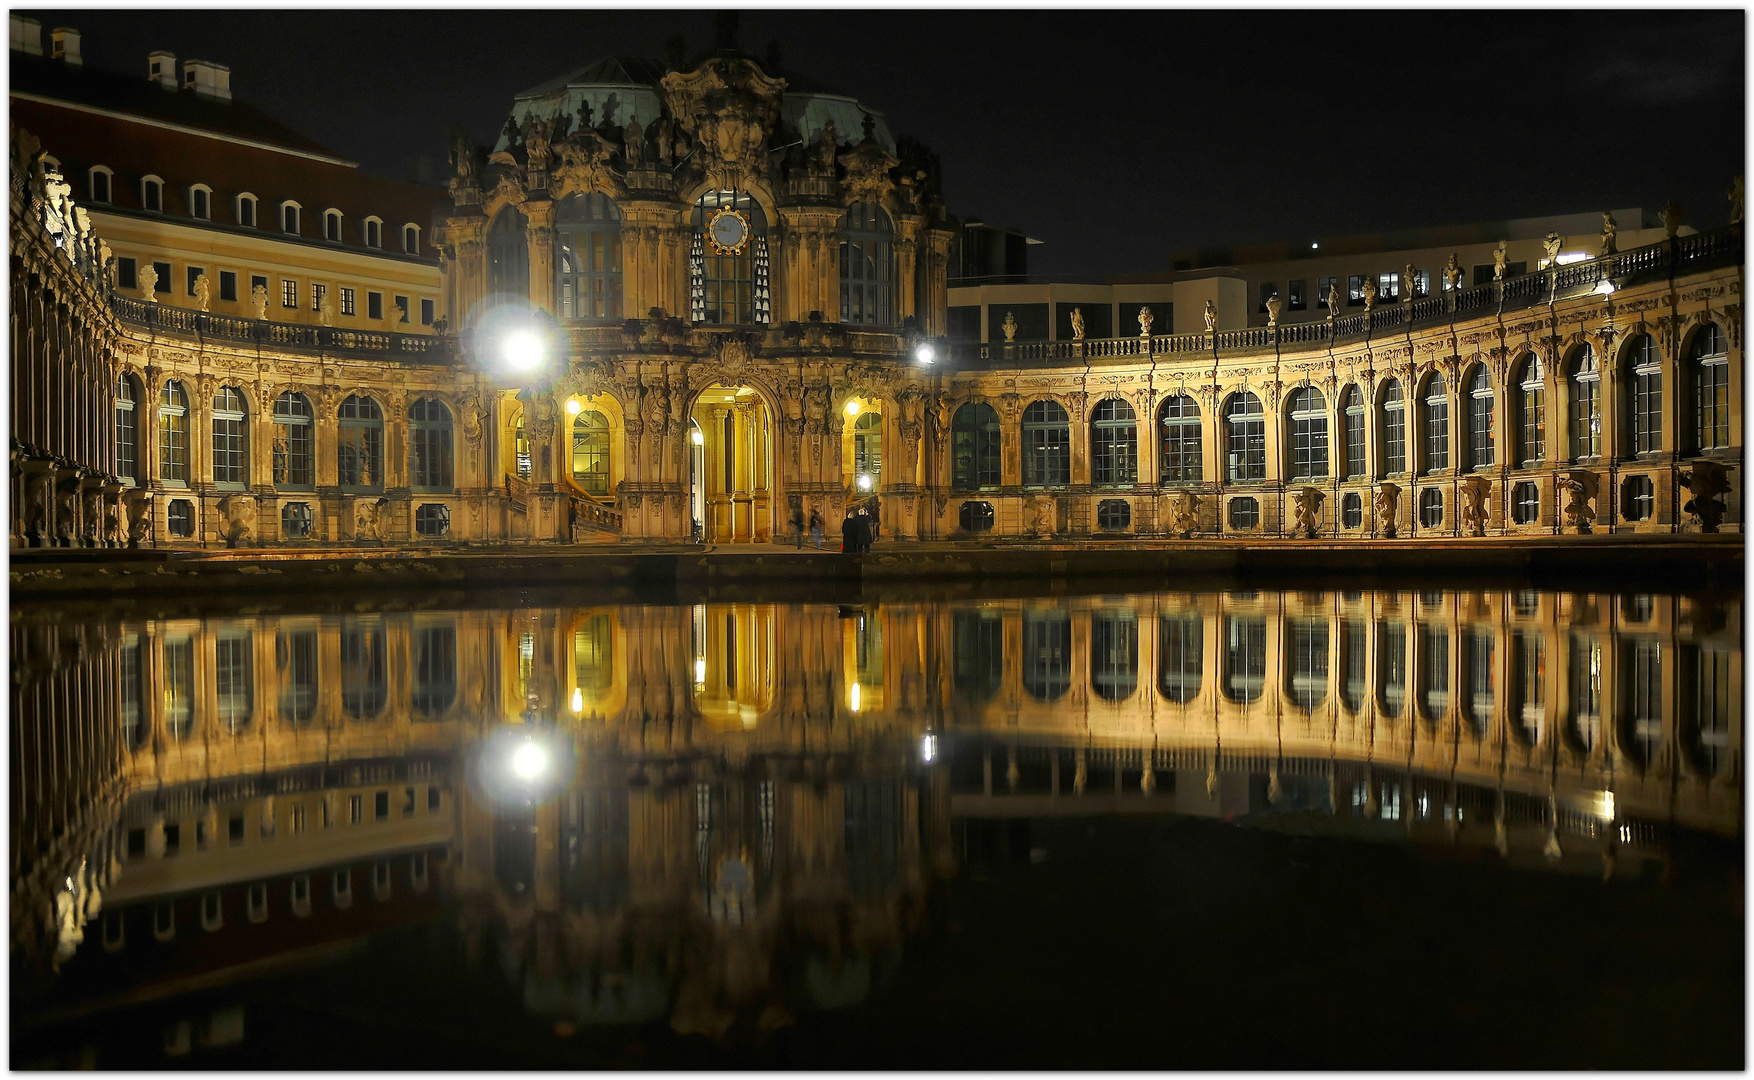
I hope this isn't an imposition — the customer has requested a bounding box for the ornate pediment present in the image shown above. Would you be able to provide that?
[661,56,786,192]
[841,138,898,209]
[550,136,631,201]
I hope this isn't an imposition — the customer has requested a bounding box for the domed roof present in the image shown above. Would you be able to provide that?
[495,54,896,157]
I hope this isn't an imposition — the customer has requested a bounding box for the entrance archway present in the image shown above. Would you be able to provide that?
[690,385,774,543]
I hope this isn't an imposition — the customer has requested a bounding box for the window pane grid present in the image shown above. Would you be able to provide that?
[1225,393,1265,481]
[1022,401,1070,487]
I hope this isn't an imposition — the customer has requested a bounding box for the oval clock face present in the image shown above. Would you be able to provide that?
[707,207,749,255]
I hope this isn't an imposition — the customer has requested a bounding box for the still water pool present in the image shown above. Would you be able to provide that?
[11,579,1743,1068]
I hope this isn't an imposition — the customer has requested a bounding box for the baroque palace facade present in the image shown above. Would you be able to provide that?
[7,32,1746,550]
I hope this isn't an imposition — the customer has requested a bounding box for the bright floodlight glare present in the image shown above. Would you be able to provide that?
[849,681,861,713]
[694,658,707,684]
[565,399,582,416]
[845,399,861,417]
[690,428,705,446]
[1311,242,1319,250]
[503,331,544,372]
[510,740,548,781]
[1595,280,1617,296]
[914,342,936,364]
[570,687,584,714]
[856,474,873,491]
[921,733,936,763]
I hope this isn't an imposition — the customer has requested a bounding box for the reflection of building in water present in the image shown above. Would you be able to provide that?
[12,588,1741,1031]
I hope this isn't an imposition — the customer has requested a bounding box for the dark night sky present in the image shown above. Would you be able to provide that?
[16,8,1746,277]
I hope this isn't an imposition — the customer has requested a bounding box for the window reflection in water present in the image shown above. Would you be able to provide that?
[340,619,387,719]
[1419,624,1449,722]
[1158,613,1202,704]
[1569,634,1602,752]
[954,611,1004,703]
[1287,618,1328,711]
[1378,623,1407,718]
[1091,610,1138,702]
[162,635,194,741]
[1023,610,1071,701]
[275,628,319,726]
[1224,616,1266,705]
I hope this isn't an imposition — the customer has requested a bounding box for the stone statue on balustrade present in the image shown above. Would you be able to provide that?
[1680,459,1732,533]
[193,272,211,312]
[1361,277,1377,311]
[1137,306,1153,337]
[1069,307,1085,341]
[1599,212,1618,256]
[1443,253,1463,292]
[1264,293,1281,328]
[1404,264,1417,299]
[1492,241,1508,281]
[1326,281,1341,317]
[1542,232,1564,264]
[251,283,269,320]
[623,114,644,170]
[138,262,157,303]
[1002,311,1018,343]
[1203,300,1216,333]
[1373,483,1400,539]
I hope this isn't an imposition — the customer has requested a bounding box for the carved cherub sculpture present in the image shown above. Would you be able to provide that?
[1264,293,1281,328]
[1326,281,1341,316]
[193,272,211,312]
[1443,253,1463,292]
[1361,277,1377,310]
[1203,300,1216,332]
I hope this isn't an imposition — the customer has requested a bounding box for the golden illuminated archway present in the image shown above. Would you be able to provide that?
[690,385,773,543]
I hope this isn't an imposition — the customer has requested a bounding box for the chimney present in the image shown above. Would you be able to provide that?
[180,58,231,102]
[9,15,41,55]
[50,27,81,66]
[148,50,177,89]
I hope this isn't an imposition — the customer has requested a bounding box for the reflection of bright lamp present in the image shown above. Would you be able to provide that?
[690,428,705,446]
[570,687,584,714]
[694,658,707,684]
[565,399,582,416]
[856,474,873,491]
[845,400,861,417]
[921,733,936,763]
[849,681,861,713]
[510,740,549,781]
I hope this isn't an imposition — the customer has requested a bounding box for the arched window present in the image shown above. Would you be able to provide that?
[952,402,1001,490]
[1223,615,1266,705]
[235,193,257,228]
[1341,386,1365,479]
[363,217,382,249]
[1568,344,1601,460]
[323,209,343,242]
[1418,624,1449,721]
[487,205,529,298]
[1287,618,1328,710]
[1567,633,1601,753]
[141,175,163,213]
[115,373,139,483]
[408,397,453,492]
[1287,385,1328,479]
[159,380,189,484]
[272,392,315,490]
[1224,392,1265,481]
[1511,631,1545,745]
[215,630,253,733]
[1462,630,1495,737]
[690,190,769,325]
[1021,400,1070,487]
[1091,398,1137,486]
[211,386,248,489]
[513,411,531,480]
[1625,333,1662,456]
[163,636,195,740]
[1340,620,1367,713]
[413,622,458,718]
[556,192,623,321]
[340,618,387,719]
[1515,354,1544,466]
[1378,623,1407,718]
[337,395,383,493]
[840,201,894,326]
[953,610,1004,703]
[276,629,318,726]
[1465,365,1494,469]
[188,184,211,220]
[88,166,111,204]
[1157,613,1202,703]
[402,224,421,254]
[571,409,611,495]
[1091,611,1139,701]
[1681,644,1731,777]
[280,201,300,235]
[853,412,882,489]
[1620,640,1662,770]
[573,615,614,695]
[1158,394,1201,483]
[1421,374,1449,473]
[1380,378,1407,476]
[1022,611,1071,701]
[1690,322,1730,452]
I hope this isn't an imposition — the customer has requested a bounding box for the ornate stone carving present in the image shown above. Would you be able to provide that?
[1002,311,1017,343]
[1162,490,1201,538]
[1203,300,1217,332]
[1680,459,1732,533]
[123,490,153,547]
[1458,476,1489,537]
[1493,241,1508,281]
[1290,487,1324,538]
[1560,470,1598,534]
[1374,483,1400,539]
[138,262,157,303]
[1599,212,1618,256]
[1137,306,1154,337]
[840,123,898,207]
[1027,493,1056,539]
[660,55,785,192]
[1542,232,1563,264]
[192,273,210,313]
[354,497,389,541]
[250,283,269,320]
[1070,307,1086,341]
[217,494,256,546]
[1443,253,1464,292]
[1264,293,1281,329]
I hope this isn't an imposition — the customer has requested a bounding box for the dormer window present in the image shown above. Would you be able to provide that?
[141,175,163,213]
[188,184,211,220]
[363,217,382,249]
[236,192,257,228]
[323,209,342,243]
[402,224,420,254]
[88,166,111,204]
[280,201,300,235]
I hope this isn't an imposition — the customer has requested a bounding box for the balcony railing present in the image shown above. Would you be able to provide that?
[947,225,1742,368]
[108,293,459,364]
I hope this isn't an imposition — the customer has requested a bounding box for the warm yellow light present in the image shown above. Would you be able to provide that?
[565,399,581,416]
[1596,790,1615,821]
[690,428,705,446]
[856,474,873,492]
[849,681,861,713]
[845,399,861,417]
[694,658,707,684]
[570,687,584,714]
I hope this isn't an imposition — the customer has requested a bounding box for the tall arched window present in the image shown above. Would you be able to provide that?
[1157,613,1202,703]
[853,412,883,488]
[1341,385,1365,479]
[1421,374,1449,474]
[1287,385,1328,479]
[1515,354,1545,466]
[337,395,383,493]
[1223,615,1266,705]
[513,411,531,480]
[571,410,611,495]
[413,622,458,718]
[272,392,315,490]
[953,610,1004,702]
[1378,623,1407,718]
[275,628,318,726]
[408,397,453,491]
[1465,365,1494,469]
[340,618,387,719]
[690,190,769,325]
[1021,400,1070,487]
[1625,333,1662,457]
[1287,618,1329,711]
[215,629,253,733]
[1380,379,1406,476]
[1620,639,1662,770]
[1567,344,1601,461]
[159,380,189,484]
[212,387,249,489]
[1091,398,1137,486]
[840,201,894,326]
[1023,610,1071,701]
[116,373,139,483]
[487,205,530,299]
[1690,322,1729,452]
[1418,624,1450,721]
[1511,630,1545,745]
[1158,394,1201,483]
[1091,610,1139,701]
[163,636,195,740]
[952,402,1001,489]
[1567,633,1602,753]
[1462,630,1495,737]
[556,192,623,321]
[1224,392,1265,481]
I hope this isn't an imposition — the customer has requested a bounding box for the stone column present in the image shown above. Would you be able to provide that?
[524,200,555,314]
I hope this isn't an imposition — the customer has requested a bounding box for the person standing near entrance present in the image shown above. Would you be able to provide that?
[855,507,875,553]
[841,510,860,554]
[808,508,824,549]
[789,504,807,549]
